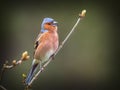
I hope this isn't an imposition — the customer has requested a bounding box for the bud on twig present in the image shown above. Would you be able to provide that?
[21,51,30,61]
[79,9,86,18]
[12,60,17,66]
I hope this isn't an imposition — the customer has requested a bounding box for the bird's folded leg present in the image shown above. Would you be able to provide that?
[39,61,44,72]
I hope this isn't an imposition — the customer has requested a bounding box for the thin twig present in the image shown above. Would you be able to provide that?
[0,85,7,90]
[27,9,86,87]
[3,51,30,69]
[0,51,30,80]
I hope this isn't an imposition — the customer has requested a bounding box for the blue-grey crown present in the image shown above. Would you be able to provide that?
[41,17,57,33]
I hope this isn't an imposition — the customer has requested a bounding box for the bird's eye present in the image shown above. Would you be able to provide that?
[47,23,51,25]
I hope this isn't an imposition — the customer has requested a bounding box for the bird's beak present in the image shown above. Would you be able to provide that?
[53,21,58,26]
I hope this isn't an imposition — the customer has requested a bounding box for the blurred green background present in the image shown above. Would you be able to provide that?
[0,0,119,90]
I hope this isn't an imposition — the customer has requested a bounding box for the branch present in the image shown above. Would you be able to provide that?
[26,9,86,88]
[0,51,30,80]
[0,85,7,90]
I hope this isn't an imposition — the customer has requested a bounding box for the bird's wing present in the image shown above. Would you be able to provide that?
[34,33,42,50]
[33,33,42,56]
[34,33,43,50]
[34,30,48,50]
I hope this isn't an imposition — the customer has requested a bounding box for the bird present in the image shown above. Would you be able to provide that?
[25,17,59,85]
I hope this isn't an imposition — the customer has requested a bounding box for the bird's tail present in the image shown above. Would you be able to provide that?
[25,59,40,85]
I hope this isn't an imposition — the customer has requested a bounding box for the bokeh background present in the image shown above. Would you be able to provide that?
[0,0,120,90]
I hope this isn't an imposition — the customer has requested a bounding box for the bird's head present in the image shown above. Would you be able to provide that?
[41,18,58,32]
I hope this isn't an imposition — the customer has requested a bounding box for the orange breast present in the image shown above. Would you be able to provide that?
[34,31,59,61]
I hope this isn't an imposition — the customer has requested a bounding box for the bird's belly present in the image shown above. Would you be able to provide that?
[40,50,54,63]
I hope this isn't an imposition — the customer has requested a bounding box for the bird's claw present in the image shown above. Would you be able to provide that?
[51,54,55,60]
[41,67,44,72]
